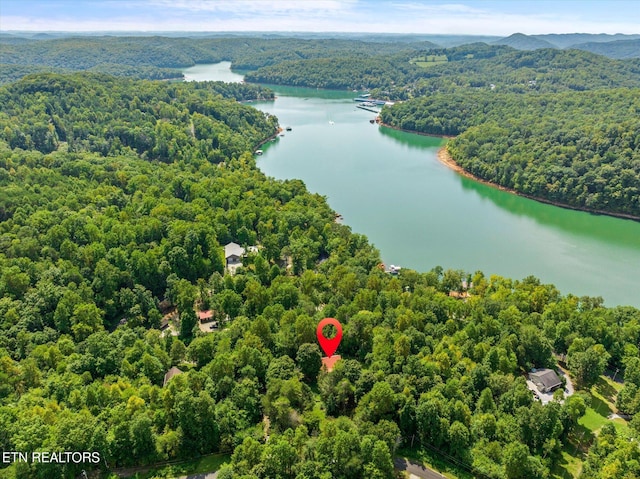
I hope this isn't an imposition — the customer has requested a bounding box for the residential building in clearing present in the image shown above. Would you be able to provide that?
[197,310,214,323]
[224,242,245,265]
[529,368,562,393]
[224,242,258,274]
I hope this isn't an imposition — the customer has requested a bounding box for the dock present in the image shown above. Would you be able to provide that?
[356,103,381,113]
[354,96,387,105]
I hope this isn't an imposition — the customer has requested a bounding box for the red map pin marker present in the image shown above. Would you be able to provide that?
[317,318,342,357]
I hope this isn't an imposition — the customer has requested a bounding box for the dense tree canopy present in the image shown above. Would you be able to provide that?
[244,45,640,95]
[244,55,417,91]
[0,73,276,162]
[0,36,436,84]
[1,39,639,479]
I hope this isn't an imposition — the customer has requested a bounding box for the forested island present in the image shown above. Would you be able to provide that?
[0,33,639,479]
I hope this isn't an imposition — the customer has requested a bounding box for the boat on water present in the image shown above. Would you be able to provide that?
[255,149,263,155]
[286,126,292,131]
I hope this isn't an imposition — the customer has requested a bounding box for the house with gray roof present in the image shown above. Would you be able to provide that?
[224,242,245,263]
[224,242,259,274]
[224,242,245,274]
[529,368,562,393]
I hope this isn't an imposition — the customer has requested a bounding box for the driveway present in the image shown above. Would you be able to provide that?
[394,457,446,479]
[558,366,575,396]
[526,379,556,404]
[526,367,575,405]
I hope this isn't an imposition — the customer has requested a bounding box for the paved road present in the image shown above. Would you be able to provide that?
[174,457,440,479]
[394,457,446,479]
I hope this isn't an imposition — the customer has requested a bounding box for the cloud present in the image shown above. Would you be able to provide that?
[1,0,639,34]
[392,2,486,14]
[147,0,356,14]
[381,1,639,35]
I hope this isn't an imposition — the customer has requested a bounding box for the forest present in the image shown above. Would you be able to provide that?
[0,36,436,85]
[0,73,276,164]
[245,46,640,94]
[3,33,638,87]
[0,69,639,479]
[244,55,415,91]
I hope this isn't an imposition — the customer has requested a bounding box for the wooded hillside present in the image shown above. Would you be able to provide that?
[0,72,639,479]
[381,88,640,218]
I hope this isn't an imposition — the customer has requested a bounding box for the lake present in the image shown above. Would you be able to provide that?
[183,63,640,308]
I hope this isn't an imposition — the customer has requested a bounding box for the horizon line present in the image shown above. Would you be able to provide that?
[2,30,639,36]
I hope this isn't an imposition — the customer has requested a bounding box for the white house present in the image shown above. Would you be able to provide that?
[224,242,245,266]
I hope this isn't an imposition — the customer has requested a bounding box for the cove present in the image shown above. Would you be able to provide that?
[183,63,640,308]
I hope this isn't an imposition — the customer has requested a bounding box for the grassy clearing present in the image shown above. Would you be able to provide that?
[592,376,621,405]
[579,407,610,432]
[409,55,448,68]
[551,449,583,479]
[551,375,629,478]
[577,376,629,436]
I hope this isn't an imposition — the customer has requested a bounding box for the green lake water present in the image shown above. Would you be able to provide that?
[183,63,640,308]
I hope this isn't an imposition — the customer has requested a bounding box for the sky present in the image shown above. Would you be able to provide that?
[1,0,639,36]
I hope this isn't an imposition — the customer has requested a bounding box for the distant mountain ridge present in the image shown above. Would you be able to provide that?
[2,31,639,67]
[570,38,640,59]
[491,32,640,58]
[535,33,640,48]
[493,33,557,50]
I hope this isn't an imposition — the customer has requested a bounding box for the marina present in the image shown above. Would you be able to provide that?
[356,102,382,113]
[354,96,388,105]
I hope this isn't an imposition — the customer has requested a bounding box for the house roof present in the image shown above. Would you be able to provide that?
[163,366,183,387]
[224,242,245,259]
[449,291,470,299]
[197,310,214,321]
[321,354,342,373]
[529,368,562,390]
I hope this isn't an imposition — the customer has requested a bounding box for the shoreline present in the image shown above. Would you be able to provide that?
[380,120,640,222]
[436,145,640,223]
[255,126,284,150]
[254,111,640,224]
[378,121,455,140]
